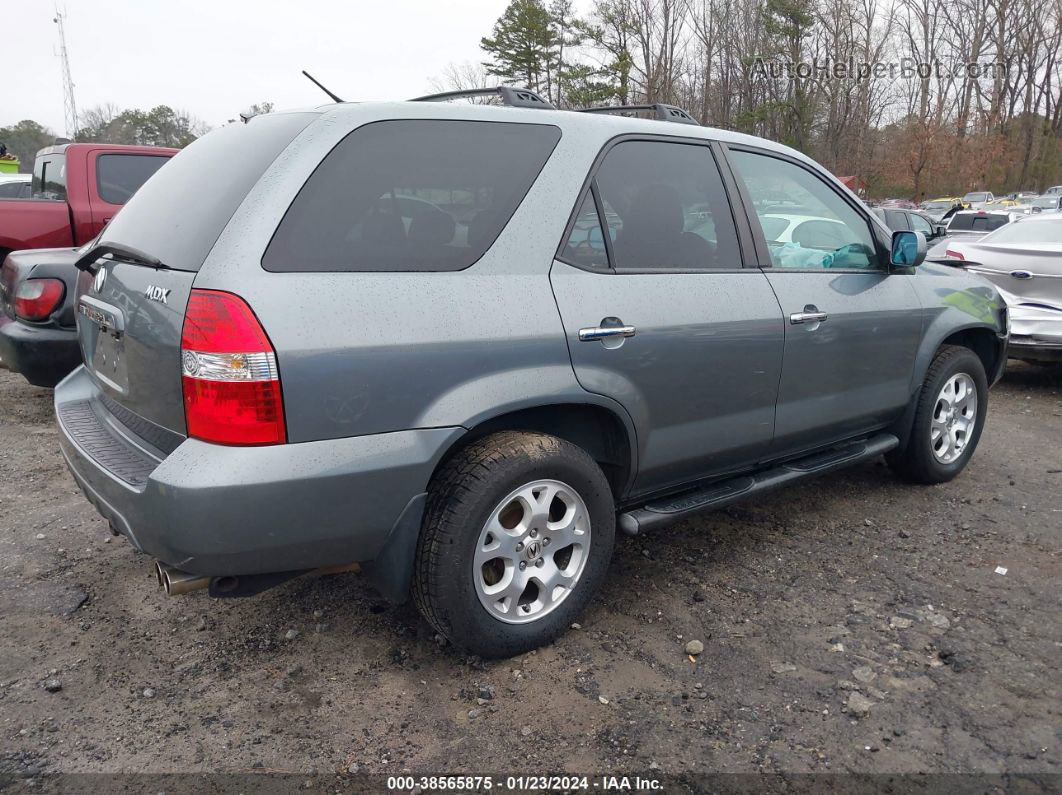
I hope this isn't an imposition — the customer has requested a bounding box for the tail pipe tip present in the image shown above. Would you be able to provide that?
[155,561,210,596]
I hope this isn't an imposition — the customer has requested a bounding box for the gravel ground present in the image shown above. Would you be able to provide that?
[0,364,1059,787]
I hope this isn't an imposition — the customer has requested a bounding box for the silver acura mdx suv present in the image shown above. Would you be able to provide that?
[55,89,1008,658]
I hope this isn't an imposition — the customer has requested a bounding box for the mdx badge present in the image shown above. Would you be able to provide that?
[145,285,171,303]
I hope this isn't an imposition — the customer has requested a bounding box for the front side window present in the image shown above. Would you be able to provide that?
[96,154,169,205]
[729,150,877,269]
[908,213,933,235]
[263,120,561,273]
[591,140,741,271]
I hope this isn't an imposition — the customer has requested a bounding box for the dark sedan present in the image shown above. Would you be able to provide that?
[0,246,83,387]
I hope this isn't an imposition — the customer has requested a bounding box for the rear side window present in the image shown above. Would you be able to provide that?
[590,140,741,271]
[96,154,169,204]
[97,112,316,272]
[32,154,66,200]
[263,120,561,273]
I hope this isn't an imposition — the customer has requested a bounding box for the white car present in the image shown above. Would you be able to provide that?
[0,173,31,199]
[944,214,1062,364]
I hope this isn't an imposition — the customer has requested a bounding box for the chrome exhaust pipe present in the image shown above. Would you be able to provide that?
[154,561,210,596]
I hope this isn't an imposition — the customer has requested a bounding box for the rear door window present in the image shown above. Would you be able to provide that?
[263,120,562,273]
[588,140,741,271]
[96,154,170,204]
[559,191,609,269]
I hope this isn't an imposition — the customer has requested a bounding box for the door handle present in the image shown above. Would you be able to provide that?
[790,308,828,324]
[579,324,636,341]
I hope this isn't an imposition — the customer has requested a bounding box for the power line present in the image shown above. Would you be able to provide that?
[54,7,79,139]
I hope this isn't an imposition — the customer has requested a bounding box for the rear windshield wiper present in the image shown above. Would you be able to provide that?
[74,243,165,273]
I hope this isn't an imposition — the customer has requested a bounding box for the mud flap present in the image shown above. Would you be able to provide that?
[360,492,427,603]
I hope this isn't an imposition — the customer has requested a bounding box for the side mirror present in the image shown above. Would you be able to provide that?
[933,224,947,238]
[890,230,927,267]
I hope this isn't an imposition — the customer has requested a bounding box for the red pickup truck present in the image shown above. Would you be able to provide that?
[0,142,176,386]
[0,142,177,259]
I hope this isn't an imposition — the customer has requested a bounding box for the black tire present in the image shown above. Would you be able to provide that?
[887,345,988,484]
[412,431,615,658]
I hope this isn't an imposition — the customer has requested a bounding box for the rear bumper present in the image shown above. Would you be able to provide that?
[0,315,81,387]
[55,365,462,577]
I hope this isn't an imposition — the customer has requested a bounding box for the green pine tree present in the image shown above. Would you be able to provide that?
[481,0,559,96]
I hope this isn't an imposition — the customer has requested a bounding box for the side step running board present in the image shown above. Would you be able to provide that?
[618,433,899,536]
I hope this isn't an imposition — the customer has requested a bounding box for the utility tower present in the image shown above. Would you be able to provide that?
[54,8,79,139]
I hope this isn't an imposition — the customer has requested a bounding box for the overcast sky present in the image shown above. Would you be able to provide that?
[4,0,516,133]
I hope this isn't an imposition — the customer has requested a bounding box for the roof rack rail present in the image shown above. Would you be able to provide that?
[578,103,699,126]
[409,86,555,110]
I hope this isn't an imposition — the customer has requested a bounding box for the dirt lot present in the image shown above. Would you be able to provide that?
[0,364,1059,788]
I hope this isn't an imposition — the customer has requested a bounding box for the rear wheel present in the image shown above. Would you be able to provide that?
[887,345,988,484]
[412,431,615,658]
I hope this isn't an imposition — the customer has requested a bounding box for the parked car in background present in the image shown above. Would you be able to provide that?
[920,198,963,222]
[54,93,1007,658]
[0,143,176,262]
[872,207,947,241]
[0,145,176,387]
[962,191,995,209]
[0,244,85,385]
[878,198,917,209]
[1031,196,1062,213]
[928,210,1020,257]
[943,214,1062,363]
[1043,185,1062,196]
[0,174,31,199]
[1010,195,1042,214]
[1005,191,1039,201]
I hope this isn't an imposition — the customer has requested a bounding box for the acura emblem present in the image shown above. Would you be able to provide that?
[93,268,107,293]
[525,541,541,560]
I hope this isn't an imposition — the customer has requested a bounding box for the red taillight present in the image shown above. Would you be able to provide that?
[180,289,286,446]
[945,248,965,260]
[14,278,64,321]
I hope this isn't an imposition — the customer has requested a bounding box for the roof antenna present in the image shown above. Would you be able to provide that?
[302,70,344,103]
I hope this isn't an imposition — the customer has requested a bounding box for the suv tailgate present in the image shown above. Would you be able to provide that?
[76,258,195,439]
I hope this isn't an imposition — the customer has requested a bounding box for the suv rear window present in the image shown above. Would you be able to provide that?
[262,120,562,273]
[96,154,170,204]
[97,112,316,272]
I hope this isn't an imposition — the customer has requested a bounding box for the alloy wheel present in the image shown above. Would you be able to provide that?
[473,479,591,624]
[931,372,978,464]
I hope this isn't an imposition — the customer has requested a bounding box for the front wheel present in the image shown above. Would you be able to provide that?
[887,345,988,484]
[412,431,615,658]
